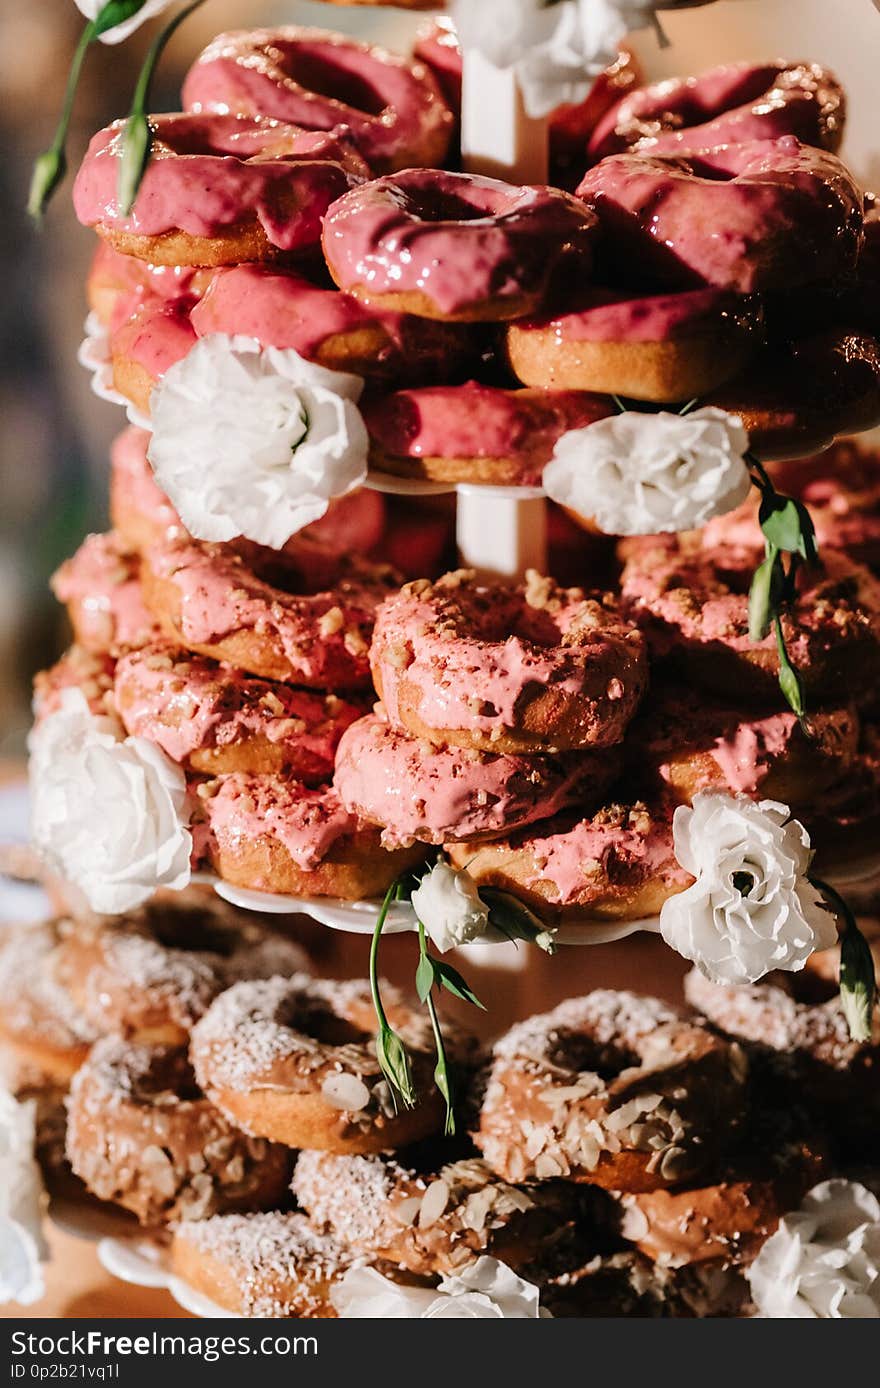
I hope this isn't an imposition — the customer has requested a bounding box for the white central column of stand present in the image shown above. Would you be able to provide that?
[458,49,551,582]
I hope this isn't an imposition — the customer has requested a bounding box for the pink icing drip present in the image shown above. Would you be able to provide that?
[201,773,357,870]
[522,810,686,906]
[90,242,212,310]
[110,298,197,379]
[52,533,160,651]
[516,286,757,344]
[707,713,796,794]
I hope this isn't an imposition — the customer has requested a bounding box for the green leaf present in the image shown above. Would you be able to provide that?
[92,0,152,38]
[774,619,805,719]
[415,952,436,1004]
[759,495,805,554]
[840,922,878,1043]
[432,958,486,1010]
[748,550,781,642]
[117,111,151,215]
[28,148,67,221]
[375,1027,416,1111]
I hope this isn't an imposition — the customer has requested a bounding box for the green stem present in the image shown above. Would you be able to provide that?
[28,20,96,218]
[369,878,397,1033]
[417,922,456,1137]
[55,21,96,154]
[133,0,206,114]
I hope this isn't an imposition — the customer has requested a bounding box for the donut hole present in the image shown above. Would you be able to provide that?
[402,186,494,224]
[548,1029,641,1081]
[282,996,370,1048]
[150,914,238,960]
[113,1044,202,1104]
[273,43,390,117]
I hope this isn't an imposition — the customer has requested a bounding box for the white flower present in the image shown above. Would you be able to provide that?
[543,407,751,536]
[75,0,173,44]
[748,1181,880,1318]
[0,1089,48,1307]
[29,688,191,915]
[411,861,492,953]
[331,1257,545,1319]
[148,335,369,551]
[659,793,835,985]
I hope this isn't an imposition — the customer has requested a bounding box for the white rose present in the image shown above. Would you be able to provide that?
[148,335,369,552]
[748,1181,880,1318]
[0,1089,48,1307]
[543,407,751,536]
[659,793,836,985]
[29,688,192,915]
[75,1,174,44]
[411,861,492,953]
[331,1257,545,1319]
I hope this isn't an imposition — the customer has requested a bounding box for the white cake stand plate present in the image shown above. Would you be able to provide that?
[96,1238,236,1319]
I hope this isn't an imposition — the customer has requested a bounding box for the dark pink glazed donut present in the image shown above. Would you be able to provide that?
[73,113,365,266]
[322,168,597,322]
[109,297,198,416]
[588,60,845,161]
[182,27,453,173]
[332,712,618,847]
[577,136,863,293]
[190,263,469,384]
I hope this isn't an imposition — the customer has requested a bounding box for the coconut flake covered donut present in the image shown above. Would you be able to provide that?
[57,898,310,1045]
[195,772,425,899]
[629,682,859,813]
[52,532,162,657]
[66,1038,291,1225]
[74,113,364,267]
[620,540,880,706]
[578,137,862,294]
[323,169,597,322]
[183,27,453,173]
[506,287,763,402]
[109,297,197,417]
[371,569,647,755]
[114,645,363,779]
[191,975,476,1153]
[333,713,617,847]
[589,61,845,161]
[141,539,397,688]
[447,798,690,925]
[475,992,747,1191]
[363,383,612,486]
[171,1211,358,1318]
[190,263,469,384]
[0,920,100,1085]
[293,1149,583,1277]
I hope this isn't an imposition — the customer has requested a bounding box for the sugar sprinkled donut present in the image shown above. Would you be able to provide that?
[194,772,426,900]
[322,168,597,323]
[333,712,617,847]
[171,1211,358,1318]
[619,540,880,707]
[190,975,477,1153]
[446,798,691,925]
[370,569,647,755]
[588,60,846,161]
[114,645,364,779]
[51,531,161,657]
[74,113,364,268]
[293,1148,583,1277]
[362,382,612,486]
[474,991,748,1191]
[66,1039,291,1225]
[577,136,863,294]
[506,287,763,403]
[182,27,453,173]
[0,920,100,1085]
[57,897,310,1045]
[141,538,397,689]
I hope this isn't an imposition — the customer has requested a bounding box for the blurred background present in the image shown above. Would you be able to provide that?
[1,0,878,758]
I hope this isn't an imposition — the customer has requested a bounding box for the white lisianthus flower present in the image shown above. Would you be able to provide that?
[0,1090,48,1307]
[148,335,369,551]
[411,861,492,953]
[543,407,751,536]
[659,793,836,985]
[748,1181,880,1318]
[331,1257,546,1319]
[75,1,174,44]
[29,688,192,915]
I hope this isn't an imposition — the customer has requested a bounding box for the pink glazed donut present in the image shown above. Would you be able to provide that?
[73,113,365,267]
[182,27,453,173]
[322,168,597,322]
[332,713,619,847]
[51,532,162,657]
[109,297,197,417]
[577,136,863,293]
[588,60,846,161]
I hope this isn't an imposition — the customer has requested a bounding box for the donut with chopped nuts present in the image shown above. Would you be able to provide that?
[370,569,648,755]
[190,975,478,1154]
[474,992,748,1192]
[293,1148,583,1277]
[194,772,427,899]
[51,532,162,657]
[0,919,100,1085]
[33,646,116,723]
[66,1039,291,1225]
[141,538,398,690]
[56,896,310,1046]
[171,1211,359,1318]
[114,645,364,779]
